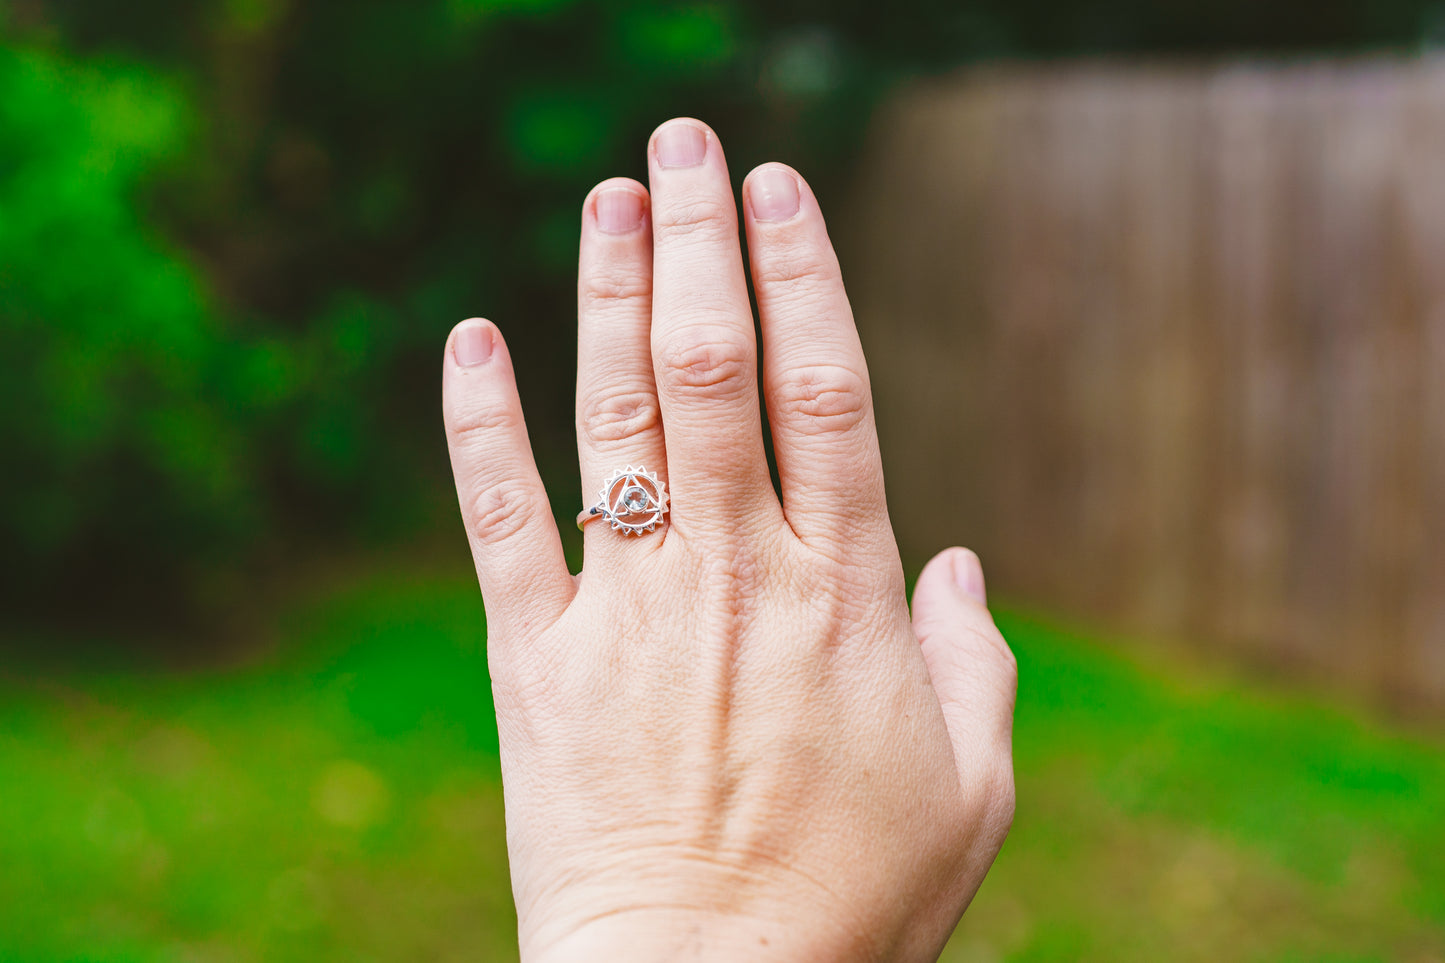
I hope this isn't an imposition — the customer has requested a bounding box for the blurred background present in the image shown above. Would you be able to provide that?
[1,0,1442,960]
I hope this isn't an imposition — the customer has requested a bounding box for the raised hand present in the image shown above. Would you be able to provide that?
[442,118,1016,962]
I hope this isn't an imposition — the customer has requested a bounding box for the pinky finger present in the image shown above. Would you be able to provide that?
[443,319,575,641]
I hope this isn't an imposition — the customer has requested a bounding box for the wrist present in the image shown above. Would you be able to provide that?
[527,910,761,963]
[525,906,877,963]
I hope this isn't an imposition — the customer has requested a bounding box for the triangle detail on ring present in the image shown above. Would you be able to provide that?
[609,474,659,517]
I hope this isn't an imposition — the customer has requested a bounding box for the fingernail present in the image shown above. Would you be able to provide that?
[655,122,707,168]
[750,167,800,222]
[952,549,987,604]
[596,188,645,235]
[454,322,494,367]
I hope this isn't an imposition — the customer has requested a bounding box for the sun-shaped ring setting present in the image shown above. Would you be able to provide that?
[576,466,669,535]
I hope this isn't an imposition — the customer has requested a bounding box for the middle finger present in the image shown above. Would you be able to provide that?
[646,118,780,535]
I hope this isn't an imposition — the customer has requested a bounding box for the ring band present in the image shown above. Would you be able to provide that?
[577,466,669,536]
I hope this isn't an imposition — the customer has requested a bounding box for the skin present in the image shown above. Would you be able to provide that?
[441,118,1017,962]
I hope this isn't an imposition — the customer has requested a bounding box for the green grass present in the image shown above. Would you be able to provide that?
[1,569,1441,962]
[950,615,1445,963]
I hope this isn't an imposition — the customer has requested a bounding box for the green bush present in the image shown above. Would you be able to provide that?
[0,44,401,609]
[0,47,248,589]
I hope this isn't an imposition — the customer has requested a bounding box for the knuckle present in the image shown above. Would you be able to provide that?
[755,249,838,289]
[579,386,661,444]
[462,478,534,545]
[653,197,734,240]
[804,543,863,592]
[796,541,892,618]
[581,268,651,309]
[802,549,852,598]
[445,394,518,442]
[657,335,754,399]
[770,363,870,434]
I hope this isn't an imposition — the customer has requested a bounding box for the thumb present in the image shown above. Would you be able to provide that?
[911,548,1018,774]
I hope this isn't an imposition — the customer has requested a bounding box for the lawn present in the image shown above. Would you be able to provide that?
[1,566,1441,962]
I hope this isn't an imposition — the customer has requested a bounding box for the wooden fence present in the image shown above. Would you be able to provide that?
[843,60,1445,708]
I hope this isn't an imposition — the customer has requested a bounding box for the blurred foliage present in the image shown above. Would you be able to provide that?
[3,0,1444,618]
[0,44,396,611]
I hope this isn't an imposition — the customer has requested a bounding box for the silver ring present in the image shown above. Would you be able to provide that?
[576,466,669,535]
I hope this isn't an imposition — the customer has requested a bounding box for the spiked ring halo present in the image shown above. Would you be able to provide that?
[576,465,669,536]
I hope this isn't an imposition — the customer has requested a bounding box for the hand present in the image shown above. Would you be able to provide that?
[441,118,1017,962]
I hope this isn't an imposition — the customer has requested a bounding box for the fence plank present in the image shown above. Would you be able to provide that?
[845,60,1444,708]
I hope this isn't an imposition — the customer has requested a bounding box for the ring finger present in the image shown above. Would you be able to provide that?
[575,177,669,554]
